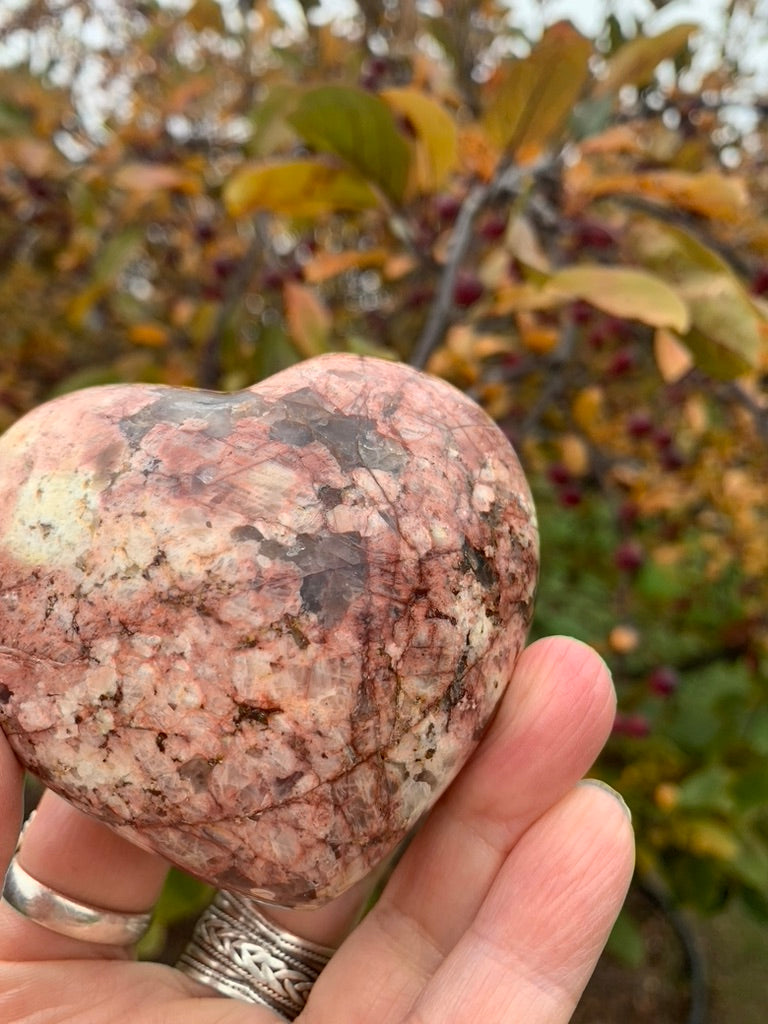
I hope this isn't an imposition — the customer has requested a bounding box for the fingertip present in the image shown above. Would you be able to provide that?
[0,730,25,870]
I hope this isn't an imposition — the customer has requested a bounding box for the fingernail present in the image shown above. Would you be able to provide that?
[580,779,632,823]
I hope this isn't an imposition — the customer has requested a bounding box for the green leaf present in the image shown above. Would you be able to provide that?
[729,830,768,893]
[676,766,735,815]
[732,767,768,811]
[549,265,689,331]
[482,22,592,158]
[595,23,700,97]
[605,908,646,968]
[288,86,411,203]
[627,219,762,378]
[247,84,302,157]
[744,706,768,756]
[0,99,32,136]
[224,159,378,218]
[344,335,400,361]
[251,323,301,383]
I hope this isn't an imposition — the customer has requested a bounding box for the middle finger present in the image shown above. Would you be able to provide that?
[306,636,616,1022]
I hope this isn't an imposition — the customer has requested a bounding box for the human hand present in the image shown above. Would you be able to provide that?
[0,635,633,1023]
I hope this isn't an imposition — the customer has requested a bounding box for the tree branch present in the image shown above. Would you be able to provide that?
[197,222,264,389]
[409,162,540,370]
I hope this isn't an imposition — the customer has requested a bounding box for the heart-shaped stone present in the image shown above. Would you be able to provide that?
[0,354,537,907]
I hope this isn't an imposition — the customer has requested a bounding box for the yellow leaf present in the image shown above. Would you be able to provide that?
[303,248,388,284]
[506,215,551,273]
[186,0,225,32]
[224,159,378,218]
[559,434,590,477]
[482,22,591,160]
[114,163,201,194]
[654,329,694,383]
[628,219,763,377]
[572,385,604,435]
[595,23,700,97]
[283,281,332,358]
[381,87,459,192]
[550,265,690,331]
[684,821,740,862]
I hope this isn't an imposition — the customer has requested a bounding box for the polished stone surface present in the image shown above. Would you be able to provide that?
[0,354,538,906]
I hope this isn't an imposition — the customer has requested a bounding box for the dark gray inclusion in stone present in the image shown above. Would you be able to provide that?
[231,526,368,629]
[268,388,408,474]
[119,389,267,446]
[292,531,367,629]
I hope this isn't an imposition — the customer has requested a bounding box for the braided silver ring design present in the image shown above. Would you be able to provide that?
[177,891,335,1021]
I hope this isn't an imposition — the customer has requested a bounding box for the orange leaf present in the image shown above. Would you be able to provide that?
[283,282,332,358]
[303,248,388,284]
[572,386,604,436]
[482,22,591,161]
[129,323,170,348]
[594,23,699,97]
[457,125,500,181]
[571,169,749,223]
[114,163,200,194]
[654,329,694,383]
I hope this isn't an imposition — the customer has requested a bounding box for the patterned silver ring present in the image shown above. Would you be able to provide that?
[177,890,335,1021]
[1,855,153,945]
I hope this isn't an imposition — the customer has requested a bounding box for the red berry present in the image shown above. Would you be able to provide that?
[480,213,507,241]
[573,219,617,250]
[587,324,610,349]
[213,256,238,281]
[613,713,651,739]
[558,483,582,507]
[608,347,635,376]
[434,193,462,224]
[453,271,484,308]
[547,463,571,486]
[627,411,654,439]
[648,666,680,696]
[571,300,594,325]
[618,501,639,530]
[661,447,685,471]
[751,265,768,296]
[614,540,645,573]
[653,427,673,450]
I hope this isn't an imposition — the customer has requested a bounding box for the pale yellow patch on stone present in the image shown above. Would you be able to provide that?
[6,469,104,567]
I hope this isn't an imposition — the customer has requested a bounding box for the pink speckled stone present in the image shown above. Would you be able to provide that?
[0,354,537,907]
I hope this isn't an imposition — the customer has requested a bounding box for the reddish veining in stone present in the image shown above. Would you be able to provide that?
[0,354,538,907]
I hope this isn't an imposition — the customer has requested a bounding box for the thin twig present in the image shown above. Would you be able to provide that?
[409,161,542,370]
[637,875,709,1024]
[197,222,264,389]
[611,195,753,279]
[409,181,489,370]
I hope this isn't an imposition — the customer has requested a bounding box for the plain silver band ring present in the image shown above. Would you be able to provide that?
[1,855,153,945]
[177,890,335,1021]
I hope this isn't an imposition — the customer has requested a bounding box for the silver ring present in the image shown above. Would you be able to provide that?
[2,855,153,945]
[177,891,335,1021]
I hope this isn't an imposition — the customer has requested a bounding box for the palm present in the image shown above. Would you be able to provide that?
[1,638,633,1024]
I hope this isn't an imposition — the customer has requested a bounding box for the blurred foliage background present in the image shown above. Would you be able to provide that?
[2,0,768,1006]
